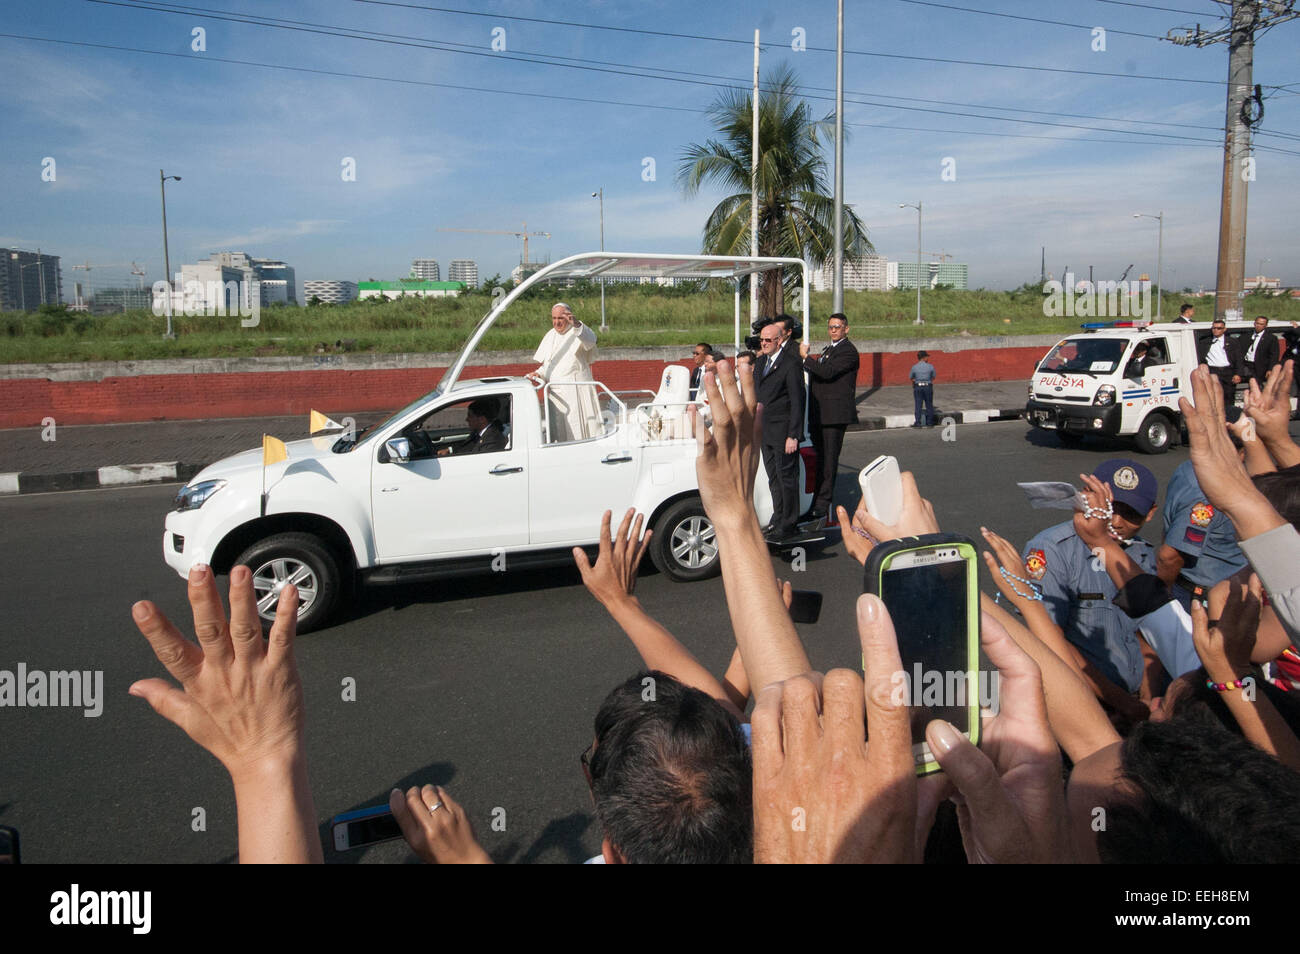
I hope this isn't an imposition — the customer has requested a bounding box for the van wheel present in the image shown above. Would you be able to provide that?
[233,532,341,633]
[650,498,721,582]
[1134,414,1172,455]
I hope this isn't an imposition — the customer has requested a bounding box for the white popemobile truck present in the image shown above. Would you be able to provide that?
[162,253,818,631]
[1025,318,1295,455]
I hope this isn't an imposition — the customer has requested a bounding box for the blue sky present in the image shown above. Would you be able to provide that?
[2,0,1297,300]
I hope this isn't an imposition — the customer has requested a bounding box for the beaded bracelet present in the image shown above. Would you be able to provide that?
[999,566,1044,601]
[1081,499,1124,541]
[1205,678,1248,692]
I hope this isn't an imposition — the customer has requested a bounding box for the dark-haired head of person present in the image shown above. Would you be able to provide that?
[1253,462,1300,531]
[587,671,752,864]
[1096,698,1300,863]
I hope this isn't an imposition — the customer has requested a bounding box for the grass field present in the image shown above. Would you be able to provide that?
[3,284,1296,364]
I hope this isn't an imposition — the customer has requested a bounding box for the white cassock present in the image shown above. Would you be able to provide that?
[533,323,600,442]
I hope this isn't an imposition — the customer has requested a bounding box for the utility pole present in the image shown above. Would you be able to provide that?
[1166,1,1298,320]
[832,0,844,315]
[1040,247,1046,285]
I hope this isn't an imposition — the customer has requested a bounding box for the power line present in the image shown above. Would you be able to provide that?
[347,0,1250,88]
[6,30,1297,157]
[1090,0,1228,17]
[886,0,1164,39]
[80,0,1241,145]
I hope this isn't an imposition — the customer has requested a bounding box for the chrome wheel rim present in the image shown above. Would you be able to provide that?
[1147,421,1168,447]
[250,557,318,619]
[670,516,718,570]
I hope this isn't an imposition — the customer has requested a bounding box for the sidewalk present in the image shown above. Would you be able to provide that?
[0,380,1028,494]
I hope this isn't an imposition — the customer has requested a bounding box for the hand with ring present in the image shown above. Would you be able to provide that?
[390,784,492,864]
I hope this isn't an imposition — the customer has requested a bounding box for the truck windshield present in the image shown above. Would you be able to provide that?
[1037,338,1125,375]
[331,387,441,453]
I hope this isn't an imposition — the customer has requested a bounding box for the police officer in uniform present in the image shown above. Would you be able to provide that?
[1158,459,1246,611]
[909,350,936,427]
[1021,459,1160,718]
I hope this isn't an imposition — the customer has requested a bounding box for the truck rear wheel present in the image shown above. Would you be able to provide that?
[1133,413,1172,455]
[650,498,721,582]
[233,532,342,633]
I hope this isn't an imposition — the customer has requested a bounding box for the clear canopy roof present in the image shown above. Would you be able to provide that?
[521,252,807,285]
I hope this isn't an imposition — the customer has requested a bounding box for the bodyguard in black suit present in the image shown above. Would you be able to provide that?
[800,313,860,518]
[688,342,711,400]
[1195,319,1246,407]
[755,319,806,541]
[1243,316,1280,384]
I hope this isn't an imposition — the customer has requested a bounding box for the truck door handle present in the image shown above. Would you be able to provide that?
[380,487,399,493]
[602,453,633,464]
[490,464,524,475]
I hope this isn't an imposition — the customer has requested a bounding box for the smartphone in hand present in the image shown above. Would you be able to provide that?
[863,534,981,775]
[859,455,903,526]
[331,804,404,851]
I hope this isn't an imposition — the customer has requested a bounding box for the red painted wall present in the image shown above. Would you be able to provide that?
[0,347,1046,428]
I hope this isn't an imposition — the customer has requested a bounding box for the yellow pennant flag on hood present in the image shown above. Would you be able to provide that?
[262,434,289,466]
[310,409,344,434]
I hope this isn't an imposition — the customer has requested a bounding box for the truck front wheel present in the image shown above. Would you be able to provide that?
[650,498,721,582]
[1134,413,1173,455]
[233,532,342,633]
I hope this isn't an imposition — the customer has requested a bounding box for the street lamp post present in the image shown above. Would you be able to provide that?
[1133,211,1163,320]
[899,202,923,325]
[160,169,182,339]
[591,187,606,331]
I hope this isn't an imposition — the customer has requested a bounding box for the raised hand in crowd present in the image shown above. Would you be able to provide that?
[1242,360,1300,470]
[751,595,915,863]
[574,508,743,719]
[926,612,1074,863]
[390,784,492,864]
[691,360,811,692]
[836,470,941,568]
[129,565,322,864]
[1182,364,1288,542]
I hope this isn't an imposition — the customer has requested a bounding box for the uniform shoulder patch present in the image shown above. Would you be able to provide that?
[1025,549,1047,580]
[1113,466,1140,491]
[1189,501,1215,528]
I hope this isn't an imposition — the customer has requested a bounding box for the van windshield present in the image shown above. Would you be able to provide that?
[1037,338,1126,375]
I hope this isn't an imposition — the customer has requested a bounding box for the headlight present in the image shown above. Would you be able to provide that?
[1093,385,1116,407]
[173,479,226,512]
[1027,380,1035,398]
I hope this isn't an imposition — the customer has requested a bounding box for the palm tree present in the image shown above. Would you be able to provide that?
[677,63,872,316]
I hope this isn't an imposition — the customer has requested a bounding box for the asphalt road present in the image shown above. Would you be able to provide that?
[0,421,1226,863]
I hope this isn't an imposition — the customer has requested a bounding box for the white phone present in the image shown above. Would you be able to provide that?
[859,455,903,526]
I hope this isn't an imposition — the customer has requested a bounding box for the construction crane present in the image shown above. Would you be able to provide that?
[70,261,132,301]
[436,222,551,265]
[130,262,147,290]
[924,250,953,262]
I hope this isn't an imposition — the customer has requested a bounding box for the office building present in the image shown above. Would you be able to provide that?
[94,287,153,312]
[303,280,359,304]
[448,259,478,288]
[411,259,440,281]
[1,248,62,311]
[812,255,896,292]
[190,252,297,305]
[896,261,969,290]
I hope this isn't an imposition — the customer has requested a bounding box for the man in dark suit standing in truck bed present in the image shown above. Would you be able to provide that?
[799,312,859,521]
[755,316,806,543]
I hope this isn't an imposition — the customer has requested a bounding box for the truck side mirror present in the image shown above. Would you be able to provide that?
[384,437,411,463]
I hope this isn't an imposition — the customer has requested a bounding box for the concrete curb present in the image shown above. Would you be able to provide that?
[848,407,1024,432]
[0,410,1026,495]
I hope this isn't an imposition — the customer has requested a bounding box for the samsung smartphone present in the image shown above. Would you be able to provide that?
[788,589,823,624]
[331,804,404,851]
[863,534,981,775]
[859,455,903,526]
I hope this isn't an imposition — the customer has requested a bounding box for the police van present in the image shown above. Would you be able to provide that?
[1025,319,1293,454]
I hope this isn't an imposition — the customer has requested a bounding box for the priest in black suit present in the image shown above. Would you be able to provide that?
[800,313,860,520]
[438,398,507,456]
[755,317,806,541]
